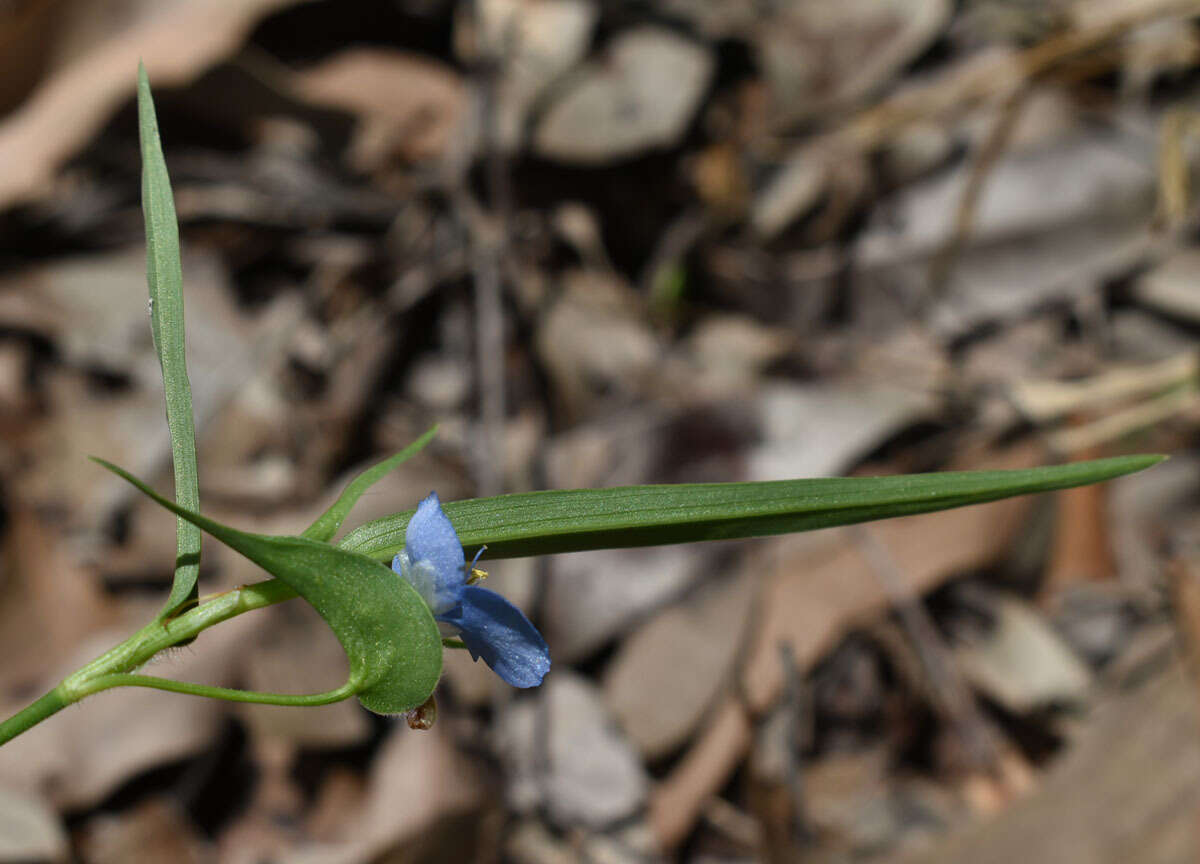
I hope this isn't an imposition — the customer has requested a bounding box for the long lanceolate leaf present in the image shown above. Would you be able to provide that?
[138,64,201,618]
[339,455,1163,561]
[94,458,443,714]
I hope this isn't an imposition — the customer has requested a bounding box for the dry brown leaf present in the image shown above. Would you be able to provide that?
[237,603,369,749]
[282,723,485,864]
[0,780,68,863]
[603,571,756,759]
[651,445,1043,851]
[0,614,253,810]
[743,470,1036,708]
[0,0,302,208]
[1170,558,1200,694]
[0,507,114,693]
[77,798,209,864]
[902,654,1200,864]
[650,698,754,854]
[1041,455,1116,601]
[292,48,467,169]
[0,0,62,114]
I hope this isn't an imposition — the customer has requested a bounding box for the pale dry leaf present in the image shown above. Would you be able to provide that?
[534,27,714,163]
[953,594,1092,713]
[282,723,484,864]
[756,0,951,121]
[1009,352,1198,422]
[1133,249,1200,323]
[471,0,597,151]
[544,545,702,663]
[742,448,1040,708]
[0,0,302,208]
[77,798,208,864]
[652,445,1044,850]
[603,570,756,759]
[0,615,253,810]
[0,781,68,864]
[535,270,662,420]
[292,48,467,169]
[0,507,114,694]
[238,603,369,749]
[748,382,936,481]
[903,655,1200,864]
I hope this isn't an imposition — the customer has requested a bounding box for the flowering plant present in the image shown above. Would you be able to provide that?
[395,493,550,688]
[0,67,1162,747]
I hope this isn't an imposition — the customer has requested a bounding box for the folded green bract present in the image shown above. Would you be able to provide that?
[95,458,443,715]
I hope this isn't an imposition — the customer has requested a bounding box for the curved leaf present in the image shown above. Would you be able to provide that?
[94,458,442,714]
[138,64,201,619]
[339,455,1163,561]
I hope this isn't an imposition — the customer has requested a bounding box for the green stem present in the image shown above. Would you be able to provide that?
[61,578,298,695]
[0,577,312,746]
[74,674,357,706]
[0,687,70,747]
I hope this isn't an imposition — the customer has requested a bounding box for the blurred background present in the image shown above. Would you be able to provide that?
[0,0,1198,861]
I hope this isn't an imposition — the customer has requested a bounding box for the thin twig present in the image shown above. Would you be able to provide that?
[851,524,999,772]
[468,0,512,498]
[928,87,1029,297]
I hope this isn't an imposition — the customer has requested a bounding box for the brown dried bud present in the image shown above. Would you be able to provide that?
[404,693,437,731]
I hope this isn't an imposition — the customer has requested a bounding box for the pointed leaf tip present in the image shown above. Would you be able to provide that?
[339,454,1166,561]
[137,67,202,621]
[303,425,438,543]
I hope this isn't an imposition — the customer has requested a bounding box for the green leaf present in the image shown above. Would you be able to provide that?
[138,63,201,619]
[339,455,1164,561]
[303,426,438,543]
[93,458,442,714]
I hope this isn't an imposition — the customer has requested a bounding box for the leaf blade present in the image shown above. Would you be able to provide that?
[338,455,1164,561]
[138,63,201,618]
[302,426,438,543]
[94,457,443,714]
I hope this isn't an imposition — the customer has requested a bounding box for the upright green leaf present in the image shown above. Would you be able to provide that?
[137,63,201,618]
[303,426,438,543]
[338,455,1163,561]
[94,458,442,714]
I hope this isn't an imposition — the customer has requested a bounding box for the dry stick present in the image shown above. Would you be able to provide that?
[701,797,763,852]
[826,0,1200,158]
[470,1,511,500]
[927,86,1029,298]
[928,38,1152,304]
[651,699,754,852]
[780,641,811,847]
[1169,559,1200,693]
[1049,387,1200,454]
[1157,108,1191,229]
[748,641,812,862]
[849,524,999,774]
[1154,107,1200,230]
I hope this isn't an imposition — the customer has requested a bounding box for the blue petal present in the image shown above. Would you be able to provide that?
[391,492,466,615]
[439,585,550,688]
[393,551,460,615]
[408,492,466,580]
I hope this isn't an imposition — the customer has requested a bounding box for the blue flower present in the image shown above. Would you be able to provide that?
[393,492,550,688]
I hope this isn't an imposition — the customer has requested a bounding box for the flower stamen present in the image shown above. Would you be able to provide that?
[467,545,487,584]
